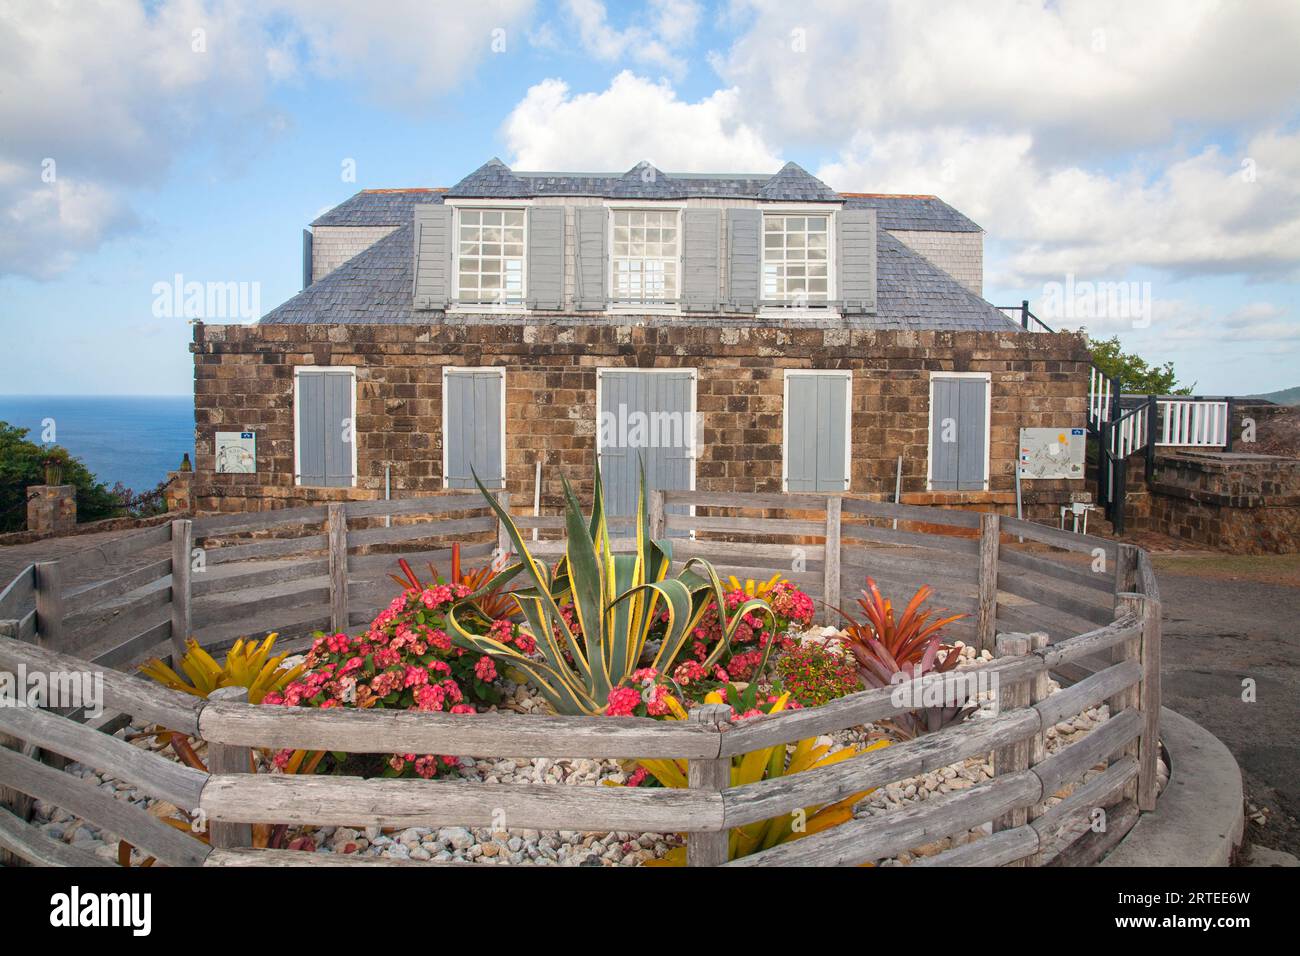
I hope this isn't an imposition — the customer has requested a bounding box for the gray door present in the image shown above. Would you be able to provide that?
[930,377,988,491]
[598,370,694,523]
[786,373,850,492]
[297,370,354,487]
[444,370,504,489]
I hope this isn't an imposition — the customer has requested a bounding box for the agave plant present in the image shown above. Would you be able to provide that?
[631,690,890,864]
[838,578,972,738]
[446,462,775,716]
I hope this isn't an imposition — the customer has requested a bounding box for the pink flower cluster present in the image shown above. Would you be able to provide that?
[262,580,501,779]
[605,667,676,718]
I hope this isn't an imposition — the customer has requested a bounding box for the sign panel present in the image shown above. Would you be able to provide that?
[215,431,256,474]
[1018,427,1086,480]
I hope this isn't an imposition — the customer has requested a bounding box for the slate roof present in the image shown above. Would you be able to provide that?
[439,159,842,202]
[311,189,444,227]
[841,194,982,233]
[263,207,1015,331]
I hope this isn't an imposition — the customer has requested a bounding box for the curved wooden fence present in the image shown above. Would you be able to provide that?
[0,493,1161,868]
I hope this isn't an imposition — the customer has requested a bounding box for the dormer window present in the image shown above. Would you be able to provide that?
[457,208,526,306]
[763,214,830,305]
[611,208,679,305]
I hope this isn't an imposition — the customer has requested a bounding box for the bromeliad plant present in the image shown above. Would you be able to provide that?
[624,690,891,864]
[447,462,777,716]
[838,577,973,738]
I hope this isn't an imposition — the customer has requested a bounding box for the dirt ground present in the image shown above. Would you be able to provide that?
[1149,550,1300,858]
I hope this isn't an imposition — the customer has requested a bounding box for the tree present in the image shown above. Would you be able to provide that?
[1087,337,1193,395]
[0,422,123,533]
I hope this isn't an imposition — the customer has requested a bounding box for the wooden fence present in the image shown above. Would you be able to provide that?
[0,492,1161,868]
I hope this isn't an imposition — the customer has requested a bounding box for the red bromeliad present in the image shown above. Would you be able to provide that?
[838,578,967,688]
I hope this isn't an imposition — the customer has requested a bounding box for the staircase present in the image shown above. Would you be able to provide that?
[1086,365,1235,534]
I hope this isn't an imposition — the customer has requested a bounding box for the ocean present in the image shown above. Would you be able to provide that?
[0,395,194,493]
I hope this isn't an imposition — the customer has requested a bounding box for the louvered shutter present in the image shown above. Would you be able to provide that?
[726,208,761,312]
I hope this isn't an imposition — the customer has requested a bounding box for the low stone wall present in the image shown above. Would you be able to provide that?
[1137,451,1300,553]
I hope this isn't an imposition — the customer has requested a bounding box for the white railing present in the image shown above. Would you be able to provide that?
[1089,366,1113,430]
[1157,400,1229,447]
[1110,408,1147,459]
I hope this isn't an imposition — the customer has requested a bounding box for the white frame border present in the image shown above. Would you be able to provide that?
[782,369,853,494]
[445,199,530,314]
[604,202,685,315]
[758,205,839,318]
[926,371,992,492]
[441,366,508,491]
[292,365,358,488]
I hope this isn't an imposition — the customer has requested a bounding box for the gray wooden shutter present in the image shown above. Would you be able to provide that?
[598,370,694,528]
[297,371,326,486]
[956,379,987,490]
[726,208,761,312]
[681,209,721,312]
[837,208,877,314]
[297,370,354,487]
[302,229,313,289]
[574,206,607,310]
[413,204,453,310]
[526,206,564,310]
[444,370,504,489]
[930,377,987,491]
[786,374,849,492]
[324,371,354,487]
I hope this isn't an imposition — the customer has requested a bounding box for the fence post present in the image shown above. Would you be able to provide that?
[1025,631,1050,865]
[1110,594,1143,804]
[992,632,1032,856]
[1136,594,1162,812]
[1114,543,1137,613]
[1021,299,1030,330]
[327,503,349,634]
[33,561,63,651]
[648,490,665,540]
[0,618,35,867]
[686,703,731,867]
[494,491,512,559]
[206,685,253,850]
[822,495,841,626]
[977,512,1000,653]
[170,518,192,659]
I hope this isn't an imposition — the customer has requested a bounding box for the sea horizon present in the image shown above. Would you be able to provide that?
[0,394,195,494]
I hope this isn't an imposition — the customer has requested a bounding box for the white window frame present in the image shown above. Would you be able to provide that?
[292,365,358,488]
[605,202,684,314]
[782,369,853,494]
[759,205,838,317]
[447,199,529,313]
[925,371,992,492]
[595,367,698,532]
[441,366,508,491]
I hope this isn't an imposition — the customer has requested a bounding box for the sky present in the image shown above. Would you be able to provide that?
[1,0,1298,397]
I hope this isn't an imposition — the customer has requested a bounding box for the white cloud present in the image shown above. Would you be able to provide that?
[717,0,1300,155]
[502,71,781,172]
[0,0,535,280]
[818,126,1300,283]
[561,0,701,76]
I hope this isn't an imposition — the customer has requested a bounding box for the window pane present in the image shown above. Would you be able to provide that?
[457,208,526,304]
[611,207,679,304]
[761,213,831,304]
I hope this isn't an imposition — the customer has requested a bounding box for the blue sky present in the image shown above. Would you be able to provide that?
[2,0,1298,397]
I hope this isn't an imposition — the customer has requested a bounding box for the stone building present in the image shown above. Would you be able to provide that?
[191,160,1092,520]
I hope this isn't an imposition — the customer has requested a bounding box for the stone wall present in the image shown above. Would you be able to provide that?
[1135,451,1300,553]
[190,320,1092,520]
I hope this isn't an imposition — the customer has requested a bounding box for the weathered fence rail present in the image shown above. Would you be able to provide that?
[0,492,1161,868]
